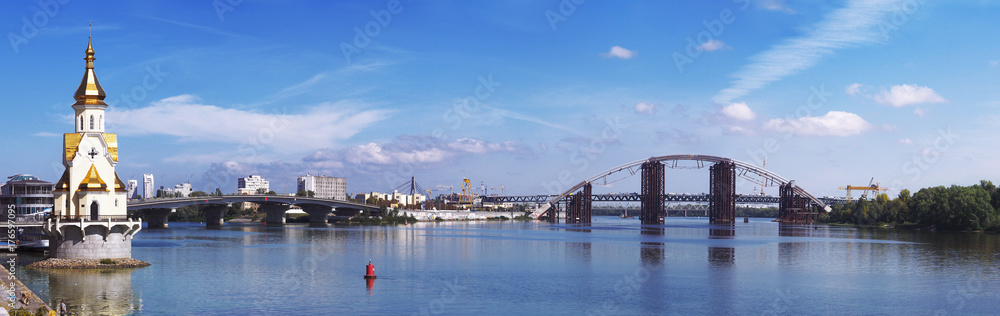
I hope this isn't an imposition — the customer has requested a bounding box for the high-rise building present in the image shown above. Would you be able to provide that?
[163,182,193,197]
[143,174,154,198]
[127,179,138,199]
[237,175,269,194]
[296,175,347,200]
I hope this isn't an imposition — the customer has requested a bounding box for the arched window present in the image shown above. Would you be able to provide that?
[99,115,103,130]
[79,116,84,130]
[89,115,94,130]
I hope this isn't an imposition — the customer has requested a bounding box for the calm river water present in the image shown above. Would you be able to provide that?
[13,217,1000,315]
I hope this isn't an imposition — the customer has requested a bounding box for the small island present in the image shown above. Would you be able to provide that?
[27,258,151,270]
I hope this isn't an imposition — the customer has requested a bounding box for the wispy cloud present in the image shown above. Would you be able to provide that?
[600,46,636,59]
[713,0,907,104]
[700,40,730,52]
[634,102,655,115]
[33,132,59,137]
[763,111,872,136]
[134,15,255,39]
[107,95,389,153]
[845,83,865,96]
[720,102,756,121]
[873,84,948,107]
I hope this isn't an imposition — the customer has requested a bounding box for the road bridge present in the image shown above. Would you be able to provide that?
[127,195,379,228]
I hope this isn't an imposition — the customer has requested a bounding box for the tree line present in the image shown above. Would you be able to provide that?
[819,180,1000,232]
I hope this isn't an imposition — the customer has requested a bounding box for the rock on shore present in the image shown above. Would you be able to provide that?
[27,258,151,269]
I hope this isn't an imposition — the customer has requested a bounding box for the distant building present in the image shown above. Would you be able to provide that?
[127,179,138,199]
[163,182,193,197]
[237,175,269,194]
[143,174,154,198]
[355,190,425,207]
[297,175,347,200]
[0,174,54,216]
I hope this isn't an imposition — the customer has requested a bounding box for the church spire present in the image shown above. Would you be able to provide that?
[73,35,107,106]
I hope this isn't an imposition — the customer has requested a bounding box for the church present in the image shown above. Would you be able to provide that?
[43,35,142,259]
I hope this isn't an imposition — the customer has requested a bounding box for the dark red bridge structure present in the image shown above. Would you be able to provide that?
[526,155,830,224]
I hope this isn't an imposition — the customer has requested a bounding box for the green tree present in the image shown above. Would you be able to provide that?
[190,191,208,197]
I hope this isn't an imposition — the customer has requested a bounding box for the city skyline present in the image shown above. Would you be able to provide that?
[2,1,998,197]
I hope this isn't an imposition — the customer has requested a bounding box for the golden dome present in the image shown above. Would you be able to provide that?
[73,36,107,106]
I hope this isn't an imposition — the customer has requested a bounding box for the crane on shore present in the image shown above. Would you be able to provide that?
[838,177,888,202]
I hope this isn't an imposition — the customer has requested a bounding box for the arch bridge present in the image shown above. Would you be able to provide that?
[530,155,828,224]
[127,195,380,228]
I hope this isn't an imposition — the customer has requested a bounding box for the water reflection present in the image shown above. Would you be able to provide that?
[639,227,664,266]
[45,269,140,315]
[637,226,666,314]
[708,225,735,266]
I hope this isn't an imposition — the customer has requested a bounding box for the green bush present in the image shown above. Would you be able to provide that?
[99,258,116,265]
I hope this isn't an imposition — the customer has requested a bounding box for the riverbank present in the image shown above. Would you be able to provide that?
[27,258,151,269]
[2,263,54,315]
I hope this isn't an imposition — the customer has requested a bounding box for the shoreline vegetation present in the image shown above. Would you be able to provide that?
[27,258,151,269]
[818,180,1000,233]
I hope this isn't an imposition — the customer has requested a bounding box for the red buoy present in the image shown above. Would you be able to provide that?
[364,259,377,279]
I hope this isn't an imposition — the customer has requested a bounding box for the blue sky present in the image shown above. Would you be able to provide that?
[2,0,998,198]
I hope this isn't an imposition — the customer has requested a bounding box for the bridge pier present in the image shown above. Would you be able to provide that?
[202,204,229,227]
[566,183,593,224]
[260,204,290,225]
[141,208,173,228]
[709,160,736,224]
[640,161,665,225]
[301,205,334,224]
[778,182,815,223]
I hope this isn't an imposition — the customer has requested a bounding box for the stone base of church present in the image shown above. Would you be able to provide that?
[42,218,142,260]
[48,234,133,259]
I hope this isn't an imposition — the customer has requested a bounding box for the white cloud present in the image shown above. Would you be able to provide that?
[634,102,655,115]
[713,0,908,104]
[33,132,59,137]
[762,0,797,14]
[721,102,756,121]
[699,40,730,52]
[107,94,389,153]
[990,60,999,67]
[897,138,914,145]
[873,84,948,107]
[845,83,864,96]
[763,111,872,136]
[601,46,635,59]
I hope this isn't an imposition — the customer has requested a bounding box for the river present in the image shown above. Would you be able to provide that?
[12,217,1000,315]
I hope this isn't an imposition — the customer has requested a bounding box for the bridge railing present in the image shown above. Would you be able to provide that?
[50,215,138,222]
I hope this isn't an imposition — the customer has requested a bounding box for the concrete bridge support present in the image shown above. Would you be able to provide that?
[202,204,229,227]
[143,208,173,228]
[709,160,736,224]
[260,204,290,225]
[301,205,334,224]
[640,161,665,225]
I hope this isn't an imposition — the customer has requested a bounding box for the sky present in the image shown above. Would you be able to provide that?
[1,0,998,199]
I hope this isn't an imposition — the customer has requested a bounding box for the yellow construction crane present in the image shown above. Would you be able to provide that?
[459,178,474,206]
[838,177,888,202]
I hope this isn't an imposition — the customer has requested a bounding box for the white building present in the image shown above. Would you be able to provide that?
[163,182,192,197]
[297,175,347,200]
[237,175,269,195]
[355,190,425,206]
[127,179,137,199]
[143,174,154,199]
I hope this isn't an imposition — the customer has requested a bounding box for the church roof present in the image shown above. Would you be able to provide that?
[78,164,109,191]
[73,37,107,106]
